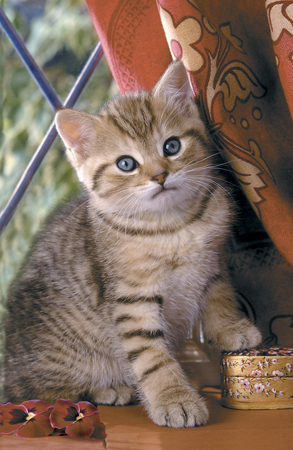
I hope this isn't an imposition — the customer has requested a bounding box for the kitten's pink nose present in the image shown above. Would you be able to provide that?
[152,172,168,185]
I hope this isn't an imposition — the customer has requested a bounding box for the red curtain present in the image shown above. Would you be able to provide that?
[85,0,293,347]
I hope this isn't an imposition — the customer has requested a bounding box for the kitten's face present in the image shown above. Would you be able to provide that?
[56,61,213,218]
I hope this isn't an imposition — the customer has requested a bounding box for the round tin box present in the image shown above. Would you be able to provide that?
[221,347,293,409]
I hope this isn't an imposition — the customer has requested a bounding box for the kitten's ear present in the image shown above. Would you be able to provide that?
[55,109,98,165]
[153,60,195,112]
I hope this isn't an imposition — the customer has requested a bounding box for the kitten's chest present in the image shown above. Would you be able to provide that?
[114,223,213,298]
[111,224,216,347]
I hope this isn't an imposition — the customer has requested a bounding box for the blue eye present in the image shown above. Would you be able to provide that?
[163,137,181,156]
[117,156,138,172]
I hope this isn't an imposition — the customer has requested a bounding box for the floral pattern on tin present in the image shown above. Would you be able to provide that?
[221,347,293,378]
[222,377,287,401]
[221,347,293,403]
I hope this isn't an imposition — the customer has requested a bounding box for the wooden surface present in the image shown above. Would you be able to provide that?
[1,388,293,449]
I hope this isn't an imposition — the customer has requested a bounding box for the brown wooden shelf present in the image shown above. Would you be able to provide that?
[1,388,293,449]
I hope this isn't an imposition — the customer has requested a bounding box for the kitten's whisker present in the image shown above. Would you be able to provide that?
[182,174,231,194]
[181,158,234,173]
[181,160,237,175]
[181,170,239,192]
[111,193,139,233]
[194,182,220,206]
[190,153,236,171]
[193,178,236,204]
[69,198,90,217]
[189,174,239,190]
[112,192,138,216]
[99,190,138,219]
[101,187,134,203]
[174,152,223,172]
[211,159,238,167]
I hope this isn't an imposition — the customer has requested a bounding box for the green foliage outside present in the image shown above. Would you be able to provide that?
[0,0,115,388]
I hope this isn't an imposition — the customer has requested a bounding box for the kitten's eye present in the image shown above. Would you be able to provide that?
[117,156,138,172]
[163,137,181,156]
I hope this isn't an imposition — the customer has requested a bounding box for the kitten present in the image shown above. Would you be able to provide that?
[3,61,261,428]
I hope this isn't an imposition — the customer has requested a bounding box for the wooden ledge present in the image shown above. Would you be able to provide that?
[1,388,293,449]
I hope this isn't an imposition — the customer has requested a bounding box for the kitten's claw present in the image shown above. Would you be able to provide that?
[148,388,209,428]
[94,385,136,406]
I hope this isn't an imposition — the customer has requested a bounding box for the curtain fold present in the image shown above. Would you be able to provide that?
[85,0,172,92]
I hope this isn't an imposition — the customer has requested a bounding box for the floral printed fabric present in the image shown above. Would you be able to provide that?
[85,0,293,345]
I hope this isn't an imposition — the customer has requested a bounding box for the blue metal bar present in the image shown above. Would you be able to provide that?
[0,6,62,111]
[0,42,104,235]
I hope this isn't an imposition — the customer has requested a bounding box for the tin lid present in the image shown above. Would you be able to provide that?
[221,347,293,377]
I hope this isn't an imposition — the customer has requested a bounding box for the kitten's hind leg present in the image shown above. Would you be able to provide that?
[93,385,137,406]
[202,275,262,352]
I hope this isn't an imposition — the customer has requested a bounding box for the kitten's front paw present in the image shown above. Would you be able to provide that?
[94,385,136,406]
[212,319,262,352]
[148,387,208,428]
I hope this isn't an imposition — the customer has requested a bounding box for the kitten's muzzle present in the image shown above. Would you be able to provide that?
[151,172,176,199]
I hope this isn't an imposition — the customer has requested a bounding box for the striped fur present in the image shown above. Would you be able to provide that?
[4,61,261,427]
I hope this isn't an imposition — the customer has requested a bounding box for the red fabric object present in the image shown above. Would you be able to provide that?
[85,0,172,92]
[85,0,293,346]
[267,1,293,121]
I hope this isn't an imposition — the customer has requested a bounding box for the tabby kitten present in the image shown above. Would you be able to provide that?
[4,61,261,428]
